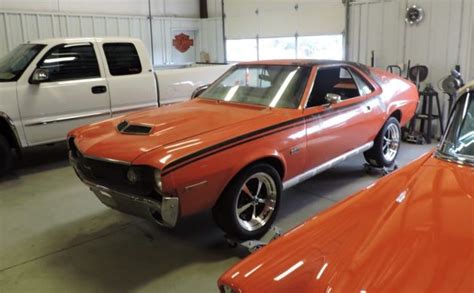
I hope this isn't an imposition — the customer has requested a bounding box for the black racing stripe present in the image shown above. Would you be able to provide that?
[162,120,306,175]
[162,117,306,175]
[162,98,372,175]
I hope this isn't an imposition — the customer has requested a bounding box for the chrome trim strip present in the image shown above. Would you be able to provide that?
[434,151,474,167]
[24,111,110,126]
[71,139,131,166]
[82,153,132,166]
[283,142,374,190]
[184,180,208,191]
[0,111,22,148]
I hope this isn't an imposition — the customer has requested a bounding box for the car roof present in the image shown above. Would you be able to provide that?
[237,59,371,72]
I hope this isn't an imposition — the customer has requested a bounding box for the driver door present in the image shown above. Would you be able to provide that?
[16,42,111,146]
[303,65,381,171]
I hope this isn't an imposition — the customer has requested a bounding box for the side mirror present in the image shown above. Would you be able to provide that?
[324,93,342,105]
[30,68,50,84]
[191,84,210,99]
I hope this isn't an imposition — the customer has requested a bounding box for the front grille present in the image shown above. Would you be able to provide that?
[70,139,157,197]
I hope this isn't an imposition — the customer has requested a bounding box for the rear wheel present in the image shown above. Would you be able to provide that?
[364,117,401,167]
[212,164,281,240]
[0,134,14,176]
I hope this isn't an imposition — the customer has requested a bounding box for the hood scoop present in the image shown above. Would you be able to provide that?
[117,120,152,135]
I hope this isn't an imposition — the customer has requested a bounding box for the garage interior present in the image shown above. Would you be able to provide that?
[1,0,473,292]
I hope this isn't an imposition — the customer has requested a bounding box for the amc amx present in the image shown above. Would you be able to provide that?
[69,60,418,240]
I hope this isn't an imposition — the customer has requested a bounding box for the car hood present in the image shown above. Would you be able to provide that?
[71,99,280,165]
[219,154,474,292]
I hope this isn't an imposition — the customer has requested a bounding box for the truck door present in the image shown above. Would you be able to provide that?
[98,41,157,116]
[16,42,111,145]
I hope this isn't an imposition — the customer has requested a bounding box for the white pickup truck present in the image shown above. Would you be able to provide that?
[0,37,231,174]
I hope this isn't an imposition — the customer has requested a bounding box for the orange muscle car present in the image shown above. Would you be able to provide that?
[68,60,418,240]
[218,83,474,292]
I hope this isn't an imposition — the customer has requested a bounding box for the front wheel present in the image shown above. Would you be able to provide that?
[364,117,401,168]
[212,164,281,241]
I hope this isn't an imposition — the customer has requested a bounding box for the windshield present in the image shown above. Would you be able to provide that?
[437,90,473,165]
[200,65,311,109]
[0,44,45,82]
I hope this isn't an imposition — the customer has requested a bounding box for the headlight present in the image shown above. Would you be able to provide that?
[154,169,163,193]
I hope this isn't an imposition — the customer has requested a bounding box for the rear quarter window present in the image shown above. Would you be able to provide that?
[103,43,142,76]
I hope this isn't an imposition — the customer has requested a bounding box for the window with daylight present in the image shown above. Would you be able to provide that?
[258,37,296,60]
[226,39,258,62]
[297,35,344,60]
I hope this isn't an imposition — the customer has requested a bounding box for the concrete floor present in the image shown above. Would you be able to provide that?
[0,142,434,292]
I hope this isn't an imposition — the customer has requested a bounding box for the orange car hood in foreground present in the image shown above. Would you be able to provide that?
[219,153,474,292]
[70,99,283,166]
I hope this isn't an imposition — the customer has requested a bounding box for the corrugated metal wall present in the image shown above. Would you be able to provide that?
[0,10,225,64]
[348,0,474,86]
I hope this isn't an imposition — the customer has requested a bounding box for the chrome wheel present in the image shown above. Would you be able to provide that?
[383,123,400,162]
[235,172,277,232]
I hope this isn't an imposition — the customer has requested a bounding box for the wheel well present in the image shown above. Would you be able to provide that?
[390,110,402,122]
[249,156,285,179]
[0,118,20,151]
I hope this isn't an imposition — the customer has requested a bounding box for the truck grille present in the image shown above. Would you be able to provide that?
[69,138,157,197]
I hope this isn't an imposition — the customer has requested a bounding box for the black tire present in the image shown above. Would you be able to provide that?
[212,163,282,241]
[0,134,14,176]
[364,117,401,168]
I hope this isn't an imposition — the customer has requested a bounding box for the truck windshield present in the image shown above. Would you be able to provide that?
[0,44,45,82]
[437,90,473,165]
[200,65,311,109]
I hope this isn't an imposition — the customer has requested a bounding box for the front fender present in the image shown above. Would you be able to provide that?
[166,146,288,217]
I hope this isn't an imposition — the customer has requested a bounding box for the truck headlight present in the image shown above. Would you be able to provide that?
[154,169,163,193]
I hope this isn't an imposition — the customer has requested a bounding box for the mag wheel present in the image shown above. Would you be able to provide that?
[364,117,401,168]
[213,164,281,240]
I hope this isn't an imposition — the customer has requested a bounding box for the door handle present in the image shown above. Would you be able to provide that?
[91,86,107,94]
[363,105,372,113]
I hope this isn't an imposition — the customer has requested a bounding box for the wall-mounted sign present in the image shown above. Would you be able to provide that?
[172,33,194,53]
[405,5,424,25]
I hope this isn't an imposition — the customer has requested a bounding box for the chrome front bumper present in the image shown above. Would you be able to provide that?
[70,153,179,227]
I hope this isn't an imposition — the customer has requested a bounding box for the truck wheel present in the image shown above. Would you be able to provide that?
[212,163,281,241]
[0,134,14,176]
[364,117,401,168]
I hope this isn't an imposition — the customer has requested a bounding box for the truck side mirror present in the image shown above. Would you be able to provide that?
[30,68,50,84]
[191,84,210,99]
[324,93,342,105]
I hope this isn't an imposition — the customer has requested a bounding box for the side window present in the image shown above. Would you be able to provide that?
[349,68,374,96]
[103,43,142,76]
[306,66,360,107]
[37,43,100,82]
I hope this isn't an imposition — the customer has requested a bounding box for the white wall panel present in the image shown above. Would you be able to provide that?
[0,9,225,64]
[0,0,200,18]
